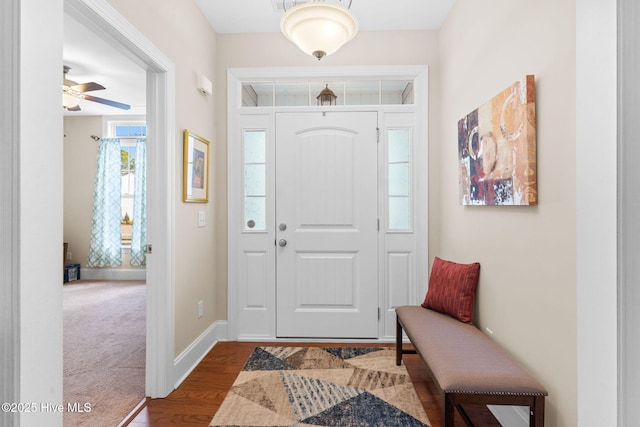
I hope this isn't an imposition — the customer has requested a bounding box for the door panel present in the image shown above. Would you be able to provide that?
[298,132,354,226]
[276,111,378,338]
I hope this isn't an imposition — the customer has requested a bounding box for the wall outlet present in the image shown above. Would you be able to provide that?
[67,251,72,260]
[197,300,204,318]
[198,211,206,228]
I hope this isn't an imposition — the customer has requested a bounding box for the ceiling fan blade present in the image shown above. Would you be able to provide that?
[71,82,105,92]
[66,104,82,112]
[81,94,131,110]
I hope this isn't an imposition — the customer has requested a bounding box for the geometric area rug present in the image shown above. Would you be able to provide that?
[209,347,431,426]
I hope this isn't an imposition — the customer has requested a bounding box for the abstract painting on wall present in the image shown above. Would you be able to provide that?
[458,75,537,206]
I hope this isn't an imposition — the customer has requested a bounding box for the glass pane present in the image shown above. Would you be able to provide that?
[275,82,310,106]
[121,197,134,224]
[242,83,274,107]
[128,146,137,168]
[245,164,266,196]
[381,80,414,105]
[121,173,135,195]
[389,129,410,163]
[115,125,129,137]
[129,126,143,136]
[245,197,266,231]
[121,196,134,245]
[388,163,409,196]
[245,131,266,163]
[121,146,137,175]
[389,196,410,230]
[121,148,129,174]
[344,80,378,105]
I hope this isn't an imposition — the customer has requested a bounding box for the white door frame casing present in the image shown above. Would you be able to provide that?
[227,66,429,341]
[1,0,20,425]
[64,0,176,398]
[618,0,640,424]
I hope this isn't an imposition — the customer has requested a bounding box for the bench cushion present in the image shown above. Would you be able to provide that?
[397,305,547,396]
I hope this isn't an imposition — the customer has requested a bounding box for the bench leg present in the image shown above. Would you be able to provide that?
[396,317,403,366]
[531,396,545,427]
[444,394,455,427]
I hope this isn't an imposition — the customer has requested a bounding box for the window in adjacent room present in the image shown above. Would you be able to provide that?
[109,121,147,246]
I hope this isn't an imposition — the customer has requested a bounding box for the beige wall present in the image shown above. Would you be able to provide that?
[63,116,100,268]
[106,0,218,356]
[439,0,576,425]
[215,30,442,318]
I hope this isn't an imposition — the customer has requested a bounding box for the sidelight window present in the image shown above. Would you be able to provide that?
[388,128,411,231]
[243,130,267,231]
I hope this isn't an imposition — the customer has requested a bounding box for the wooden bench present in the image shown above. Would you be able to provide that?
[396,305,547,427]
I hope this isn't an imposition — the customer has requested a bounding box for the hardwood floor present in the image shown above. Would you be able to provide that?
[125,342,501,427]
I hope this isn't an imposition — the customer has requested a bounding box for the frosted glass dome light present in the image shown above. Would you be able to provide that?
[280,2,359,60]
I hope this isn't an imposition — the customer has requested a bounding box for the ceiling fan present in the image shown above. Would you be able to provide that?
[62,65,130,111]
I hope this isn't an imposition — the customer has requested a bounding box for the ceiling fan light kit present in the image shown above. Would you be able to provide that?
[62,65,131,111]
[63,66,82,110]
[280,1,358,60]
[63,90,81,110]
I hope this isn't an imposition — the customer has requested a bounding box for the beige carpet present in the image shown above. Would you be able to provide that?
[63,280,146,427]
[210,346,431,427]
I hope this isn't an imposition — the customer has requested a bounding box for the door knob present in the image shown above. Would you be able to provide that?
[278,239,287,247]
[279,223,287,231]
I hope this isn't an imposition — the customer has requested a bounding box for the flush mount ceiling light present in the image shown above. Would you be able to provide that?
[280,0,358,61]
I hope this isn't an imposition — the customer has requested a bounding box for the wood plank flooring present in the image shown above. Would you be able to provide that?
[125,341,501,427]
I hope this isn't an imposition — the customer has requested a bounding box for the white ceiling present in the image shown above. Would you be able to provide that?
[63,0,455,116]
[195,0,456,33]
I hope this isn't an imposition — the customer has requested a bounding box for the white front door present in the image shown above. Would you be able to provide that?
[275,111,379,338]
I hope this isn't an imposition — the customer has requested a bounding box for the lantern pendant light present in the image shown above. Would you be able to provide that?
[316,84,337,106]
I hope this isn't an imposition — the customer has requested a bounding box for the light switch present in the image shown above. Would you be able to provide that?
[198,211,206,227]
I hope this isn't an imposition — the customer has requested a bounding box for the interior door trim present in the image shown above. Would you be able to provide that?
[227,66,429,341]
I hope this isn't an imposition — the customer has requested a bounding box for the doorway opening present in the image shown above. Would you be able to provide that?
[64,0,176,403]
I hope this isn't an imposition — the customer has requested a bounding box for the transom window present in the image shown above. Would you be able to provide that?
[242,79,414,107]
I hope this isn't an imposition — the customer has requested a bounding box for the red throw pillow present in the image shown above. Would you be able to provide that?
[421,257,480,324]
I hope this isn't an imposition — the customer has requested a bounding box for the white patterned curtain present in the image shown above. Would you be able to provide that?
[87,138,122,267]
[130,137,146,266]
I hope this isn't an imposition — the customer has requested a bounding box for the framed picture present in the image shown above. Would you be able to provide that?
[183,129,210,203]
[458,75,537,206]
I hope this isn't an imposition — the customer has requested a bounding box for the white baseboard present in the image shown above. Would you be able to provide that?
[173,320,228,388]
[82,267,146,281]
[487,405,529,427]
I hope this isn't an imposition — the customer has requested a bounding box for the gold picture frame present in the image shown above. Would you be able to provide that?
[183,129,210,203]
